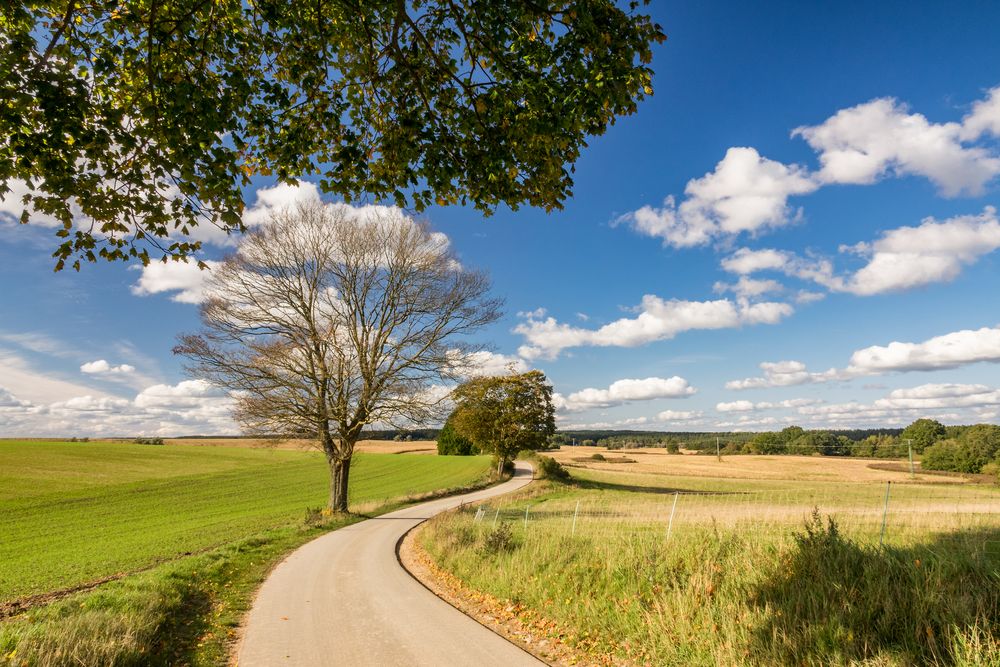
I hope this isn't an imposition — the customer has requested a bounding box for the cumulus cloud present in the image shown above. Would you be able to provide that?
[728,324,1000,390]
[450,350,530,378]
[721,207,1000,296]
[838,207,1000,295]
[846,325,1000,373]
[618,86,1000,249]
[713,276,784,299]
[716,398,823,412]
[81,360,135,375]
[793,383,1000,427]
[242,181,323,228]
[793,96,1000,196]
[960,85,1000,140]
[553,376,696,412]
[515,296,793,360]
[130,260,220,304]
[725,360,842,390]
[618,148,817,247]
[0,380,237,437]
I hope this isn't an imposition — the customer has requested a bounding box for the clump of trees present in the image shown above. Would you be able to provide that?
[449,370,556,475]
[921,424,1000,475]
[135,437,164,445]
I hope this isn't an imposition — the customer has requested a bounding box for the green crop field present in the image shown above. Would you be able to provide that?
[0,440,491,603]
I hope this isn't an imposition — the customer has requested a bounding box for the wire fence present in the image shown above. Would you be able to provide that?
[465,480,1000,552]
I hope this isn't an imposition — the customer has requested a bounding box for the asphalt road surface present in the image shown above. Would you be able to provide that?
[237,462,542,666]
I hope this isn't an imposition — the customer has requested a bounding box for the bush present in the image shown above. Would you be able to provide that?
[665,442,680,454]
[134,437,164,445]
[590,452,606,461]
[536,455,570,480]
[480,522,517,555]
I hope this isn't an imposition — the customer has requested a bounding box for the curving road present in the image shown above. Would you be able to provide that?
[237,462,542,666]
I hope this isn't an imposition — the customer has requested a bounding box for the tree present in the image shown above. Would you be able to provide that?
[450,370,556,474]
[901,418,946,453]
[437,413,478,456]
[2,2,665,269]
[174,201,502,511]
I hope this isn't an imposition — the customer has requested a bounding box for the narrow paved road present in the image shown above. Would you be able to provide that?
[237,462,542,666]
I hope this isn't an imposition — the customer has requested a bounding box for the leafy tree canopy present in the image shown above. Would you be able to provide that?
[437,413,478,456]
[901,418,946,453]
[451,369,555,473]
[2,1,664,269]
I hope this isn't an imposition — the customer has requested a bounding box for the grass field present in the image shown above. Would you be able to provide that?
[0,440,489,603]
[420,452,1000,666]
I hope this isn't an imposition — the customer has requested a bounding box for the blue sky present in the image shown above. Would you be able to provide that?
[3,1,1000,436]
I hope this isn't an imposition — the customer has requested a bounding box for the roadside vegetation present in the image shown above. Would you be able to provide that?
[419,462,1000,666]
[0,440,492,665]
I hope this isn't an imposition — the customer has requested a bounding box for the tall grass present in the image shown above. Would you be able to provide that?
[420,479,1000,666]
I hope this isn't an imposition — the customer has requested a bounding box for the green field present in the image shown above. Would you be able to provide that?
[1,440,491,603]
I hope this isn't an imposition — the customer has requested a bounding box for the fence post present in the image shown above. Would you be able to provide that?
[571,500,580,536]
[666,492,680,540]
[879,481,891,548]
[493,503,501,528]
[524,505,530,529]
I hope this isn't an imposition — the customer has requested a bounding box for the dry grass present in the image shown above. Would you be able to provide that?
[549,445,969,484]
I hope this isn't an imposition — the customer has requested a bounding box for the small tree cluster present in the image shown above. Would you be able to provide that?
[450,370,556,475]
[922,424,1000,474]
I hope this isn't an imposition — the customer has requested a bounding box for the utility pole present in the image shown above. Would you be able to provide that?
[905,438,915,479]
[716,436,721,463]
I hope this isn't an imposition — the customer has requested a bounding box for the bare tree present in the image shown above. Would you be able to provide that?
[175,202,503,511]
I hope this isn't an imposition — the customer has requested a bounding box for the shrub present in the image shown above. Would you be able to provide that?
[590,452,606,461]
[665,442,680,454]
[480,522,517,555]
[134,437,164,445]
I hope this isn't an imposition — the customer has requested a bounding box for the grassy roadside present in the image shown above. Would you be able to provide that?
[419,471,1000,666]
[1,455,500,667]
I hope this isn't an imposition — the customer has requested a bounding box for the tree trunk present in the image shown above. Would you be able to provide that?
[328,456,352,513]
[497,456,506,477]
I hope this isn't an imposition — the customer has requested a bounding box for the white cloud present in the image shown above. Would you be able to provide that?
[722,207,1000,297]
[716,398,823,412]
[846,325,1000,373]
[516,295,793,360]
[130,260,220,304]
[655,409,703,422]
[81,360,136,375]
[728,324,1000,391]
[720,248,791,275]
[242,181,323,228]
[960,85,1000,140]
[726,360,842,390]
[554,376,696,412]
[713,276,784,299]
[618,148,818,247]
[0,380,237,437]
[451,350,530,378]
[793,97,1000,196]
[838,207,1000,295]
